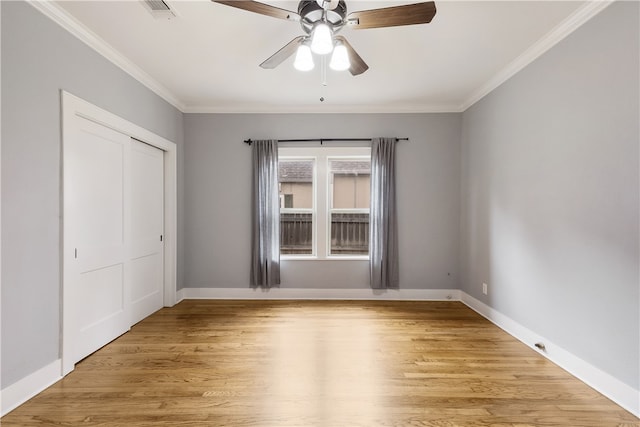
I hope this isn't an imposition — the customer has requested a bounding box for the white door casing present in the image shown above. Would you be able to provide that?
[62,91,177,375]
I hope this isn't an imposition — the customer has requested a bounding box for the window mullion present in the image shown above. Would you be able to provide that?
[316,154,328,259]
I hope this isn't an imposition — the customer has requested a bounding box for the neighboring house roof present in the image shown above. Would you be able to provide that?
[279,160,313,183]
[279,160,370,183]
[332,160,371,175]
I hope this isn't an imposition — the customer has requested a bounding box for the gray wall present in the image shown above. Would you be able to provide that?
[1,1,184,388]
[460,1,639,390]
[183,113,461,290]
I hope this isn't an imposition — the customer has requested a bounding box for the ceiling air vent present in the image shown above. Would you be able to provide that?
[141,0,177,19]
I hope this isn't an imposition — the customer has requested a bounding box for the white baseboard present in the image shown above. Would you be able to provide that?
[178,287,460,301]
[176,287,186,303]
[460,292,640,418]
[1,359,62,416]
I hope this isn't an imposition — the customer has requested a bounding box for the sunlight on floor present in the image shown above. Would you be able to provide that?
[264,309,383,424]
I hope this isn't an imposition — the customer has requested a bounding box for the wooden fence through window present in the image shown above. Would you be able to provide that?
[280,212,369,255]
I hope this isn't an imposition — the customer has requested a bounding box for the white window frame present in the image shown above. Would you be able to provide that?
[327,155,371,259]
[279,146,370,260]
[279,155,317,258]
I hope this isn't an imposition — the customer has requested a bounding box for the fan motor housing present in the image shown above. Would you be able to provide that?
[298,0,347,34]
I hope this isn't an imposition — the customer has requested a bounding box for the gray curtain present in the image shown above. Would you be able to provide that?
[369,137,399,289]
[250,140,281,288]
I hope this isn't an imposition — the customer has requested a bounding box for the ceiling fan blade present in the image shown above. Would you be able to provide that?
[260,36,306,69]
[212,1,300,21]
[334,36,369,76]
[347,2,436,29]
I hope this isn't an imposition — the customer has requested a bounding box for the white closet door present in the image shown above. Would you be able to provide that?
[130,139,164,324]
[65,116,131,365]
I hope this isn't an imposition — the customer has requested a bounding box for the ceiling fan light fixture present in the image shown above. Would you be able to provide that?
[329,41,350,71]
[310,22,333,55]
[293,43,315,71]
[315,0,340,10]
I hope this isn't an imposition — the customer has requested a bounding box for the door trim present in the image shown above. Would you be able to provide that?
[61,91,178,375]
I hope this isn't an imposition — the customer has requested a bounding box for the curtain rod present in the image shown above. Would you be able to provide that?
[244,137,408,146]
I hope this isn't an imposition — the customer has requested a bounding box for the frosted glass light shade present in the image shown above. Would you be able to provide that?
[310,23,333,55]
[294,44,314,71]
[329,43,350,71]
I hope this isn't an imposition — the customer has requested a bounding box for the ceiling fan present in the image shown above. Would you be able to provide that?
[212,0,437,76]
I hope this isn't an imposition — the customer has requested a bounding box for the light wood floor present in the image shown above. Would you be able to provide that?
[2,300,637,426]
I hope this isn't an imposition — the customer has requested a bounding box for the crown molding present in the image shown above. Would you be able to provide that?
[27,0,612,115]
[181,103,464,114]
[459,0,614,112]
[28,0,187,112]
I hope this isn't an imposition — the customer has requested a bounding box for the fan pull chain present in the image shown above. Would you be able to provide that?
[320,55,327,102]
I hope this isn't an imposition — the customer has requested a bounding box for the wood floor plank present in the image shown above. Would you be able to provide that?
[2,300,637,426]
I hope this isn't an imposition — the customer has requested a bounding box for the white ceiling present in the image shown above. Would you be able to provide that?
[46,0,606,113]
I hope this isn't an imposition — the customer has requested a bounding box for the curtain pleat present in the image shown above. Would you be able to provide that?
[251,140,280,288]
[369,137,399,289]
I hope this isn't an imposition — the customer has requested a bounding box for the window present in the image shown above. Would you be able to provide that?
[278,146,370,259]
[284,194,293,208]
[279,159,314,255]
[329,159,370,255]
